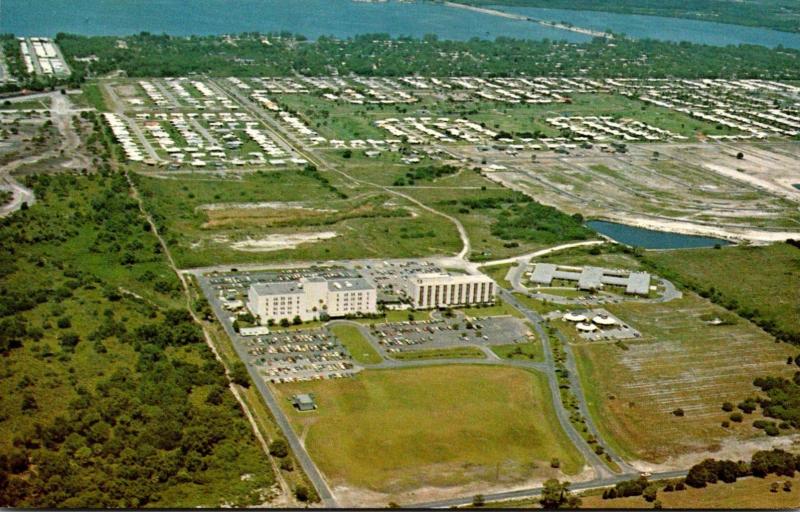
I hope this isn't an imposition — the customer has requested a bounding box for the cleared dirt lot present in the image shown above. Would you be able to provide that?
[482,141,800,242]
[574,294,796,467]
[573,294,797,469]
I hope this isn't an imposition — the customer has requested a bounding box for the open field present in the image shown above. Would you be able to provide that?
[459,300,524,319]
[135,172,461,267]
[646,242,800,340]
[534,244,644,271]
[491,342,544,362]
[484,141,800,242]
[480,263,515,289]
[389,346,486,360]
[401,179,562,261]
[330,324,382,364]
[272,366,584,505]
[573,294,797,467]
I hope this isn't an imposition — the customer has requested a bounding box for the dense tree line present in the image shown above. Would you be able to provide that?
[685,449,800,488]
[492,204,592,244]
[0,170,274,506]
[53,32,800,81]
[748,373,800,431]
[393,164,460,186]
[602,449,799,504]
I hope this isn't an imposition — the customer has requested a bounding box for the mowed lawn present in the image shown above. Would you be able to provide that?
[273,366,583,493]
[330,324,382,364]
[574,294,796,464]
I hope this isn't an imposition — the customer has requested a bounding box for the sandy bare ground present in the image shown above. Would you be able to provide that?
[197,201,334,212]
[702,162,800,203]
[630,434,800,474]
[230,232,338,252]
[609,213,800,243]
[332,464,596,508]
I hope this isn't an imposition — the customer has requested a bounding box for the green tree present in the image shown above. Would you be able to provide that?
[230,362,250,388]
[269,439,289,458]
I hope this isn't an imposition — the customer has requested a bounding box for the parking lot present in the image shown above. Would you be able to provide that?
[244,328,359,383]
[371,314,531,355]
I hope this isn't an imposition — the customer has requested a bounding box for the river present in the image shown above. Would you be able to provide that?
[4,0,800,49]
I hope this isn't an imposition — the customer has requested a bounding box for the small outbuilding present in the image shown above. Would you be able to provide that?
[292,394,317,411]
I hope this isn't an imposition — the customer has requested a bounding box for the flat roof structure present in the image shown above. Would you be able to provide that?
[627,272,651,296]
[250,281,305,296]
[529,263,651,296]
[327,277,374,292]
[578,267,604,290]
[292,393,316,411]
[530,263,557,284]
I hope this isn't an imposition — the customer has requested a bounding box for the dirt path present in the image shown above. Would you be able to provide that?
[124,169,296,507]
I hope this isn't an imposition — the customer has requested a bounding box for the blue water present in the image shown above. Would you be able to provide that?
[0,0,588,41]
[793,184,800,191]
[496,5,800,49]
[587,220,731,249]
[4,0,800,49]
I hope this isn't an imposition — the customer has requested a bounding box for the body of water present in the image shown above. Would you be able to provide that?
[495,5,800,49]
[587,220,731,249]
[1,0,588,41]
[4,0,800,49]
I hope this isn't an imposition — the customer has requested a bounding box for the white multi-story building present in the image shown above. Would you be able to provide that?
[247,276,377,324]
[409,272,496,309]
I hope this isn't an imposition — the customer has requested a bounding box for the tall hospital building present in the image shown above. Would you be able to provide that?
[409,272,496,309]
[248,276,377,324]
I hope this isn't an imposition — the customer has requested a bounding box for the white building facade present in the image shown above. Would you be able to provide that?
[409,272,496,309]
[248,276,377,324]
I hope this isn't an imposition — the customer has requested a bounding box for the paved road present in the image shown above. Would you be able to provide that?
[500,288,619,481]
[482,240,606,268]
[412,468,689,508]
[195,274,338,507]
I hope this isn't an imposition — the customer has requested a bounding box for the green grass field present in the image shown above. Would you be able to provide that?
[390,346,486,360]
[272,366,584,498]
[646,243,800,340]
[534,244,643,271]
[135,172,461,267]
[383,309,432,323]
[572,294,796,463]
[490,342,544,362]
[330,324,382,364]
[459,300,524,319]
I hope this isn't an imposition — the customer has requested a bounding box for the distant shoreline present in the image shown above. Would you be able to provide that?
[441,1,614,39]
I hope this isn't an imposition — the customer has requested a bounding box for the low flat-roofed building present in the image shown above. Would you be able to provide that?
[528,263,651,296]
[578,267,604,291]
[248,275,377,324]
[409,272,496,309]
[292,394,316,411]
[626,272,651,296]
[530,263,557,284]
